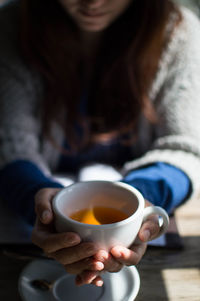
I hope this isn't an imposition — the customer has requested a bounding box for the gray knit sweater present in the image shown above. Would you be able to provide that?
[1,2,200,198]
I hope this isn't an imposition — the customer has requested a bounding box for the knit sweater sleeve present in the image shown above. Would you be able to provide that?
[0,4,65,224]
[0,62,52,174]
[123,8,200,198]
[0,2,52,175]
[0,59,65,225]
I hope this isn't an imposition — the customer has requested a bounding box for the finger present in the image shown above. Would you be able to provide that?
[31,225,81,253]
[91,275,104,287]
[65,258,104,275]
[35,188,61,224]
[94,249,123,273]
[110,243,147,266]
[138,217,160,242]
[50,242,99,265]
[32,216,54,232]
[75,270,100,286]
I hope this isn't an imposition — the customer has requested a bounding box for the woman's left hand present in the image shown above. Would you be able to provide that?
[76,200,160,286]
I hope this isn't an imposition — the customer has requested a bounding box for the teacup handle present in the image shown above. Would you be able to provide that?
[143,206,169,239]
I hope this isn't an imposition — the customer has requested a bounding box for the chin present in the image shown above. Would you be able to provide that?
[76,19,110,32]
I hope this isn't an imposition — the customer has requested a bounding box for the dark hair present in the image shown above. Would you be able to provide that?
[19,0,182,150]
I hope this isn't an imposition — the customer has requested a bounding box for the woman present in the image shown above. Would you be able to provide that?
[0,0,200,286]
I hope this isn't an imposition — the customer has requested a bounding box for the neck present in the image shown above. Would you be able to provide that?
[79,31,103,87]
[80,31,103,59]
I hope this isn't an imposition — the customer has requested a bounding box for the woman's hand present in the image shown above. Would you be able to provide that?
[76,200,160,286]
[32,191,160,287]
[31,188,105,285]
[110,200,160,263]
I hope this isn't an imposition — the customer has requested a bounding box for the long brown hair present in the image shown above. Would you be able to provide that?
[19,0,182,150]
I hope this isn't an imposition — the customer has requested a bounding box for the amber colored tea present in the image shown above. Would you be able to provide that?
[69,206,129,225]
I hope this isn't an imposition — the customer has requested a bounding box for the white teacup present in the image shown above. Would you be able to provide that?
[52,181,169,250]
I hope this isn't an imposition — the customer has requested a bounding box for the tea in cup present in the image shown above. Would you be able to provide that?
[52,181,169,250]
[69,206,130,225]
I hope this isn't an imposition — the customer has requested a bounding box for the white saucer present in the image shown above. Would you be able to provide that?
[18,259,140,301]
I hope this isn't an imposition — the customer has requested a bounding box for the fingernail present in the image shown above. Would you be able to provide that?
[143,230,150,241]
[96,279,104,287]
[112,249,122,258]
[67,235,80,245]
[93,261,104,271]
[42,210,51,222]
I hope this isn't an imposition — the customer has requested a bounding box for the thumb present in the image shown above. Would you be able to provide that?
[138,217,160,242]
[34,188,61,224]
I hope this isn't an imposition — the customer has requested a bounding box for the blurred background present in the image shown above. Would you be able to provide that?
[174,0,200,15]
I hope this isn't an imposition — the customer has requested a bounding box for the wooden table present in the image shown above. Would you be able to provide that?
[137,196,200,300]
[0,196,200,301]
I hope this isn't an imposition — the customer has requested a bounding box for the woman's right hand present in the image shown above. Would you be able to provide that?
[31,188,104,286]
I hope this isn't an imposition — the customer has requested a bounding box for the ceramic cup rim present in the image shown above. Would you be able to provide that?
[52,180,145,229]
